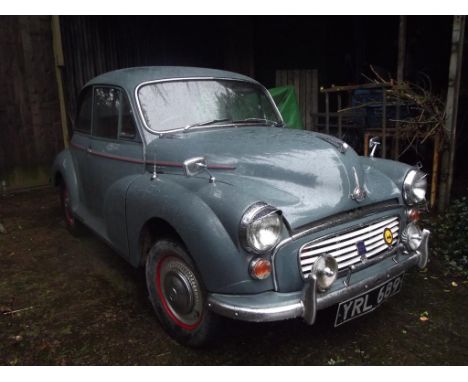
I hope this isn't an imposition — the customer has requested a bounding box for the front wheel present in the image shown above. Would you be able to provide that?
[145,238,220,347]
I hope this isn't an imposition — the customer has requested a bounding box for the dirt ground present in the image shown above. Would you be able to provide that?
[1,187,467,365]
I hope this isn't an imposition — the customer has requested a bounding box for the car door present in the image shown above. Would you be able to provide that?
[88,86,145,256]
[69,86,94,215]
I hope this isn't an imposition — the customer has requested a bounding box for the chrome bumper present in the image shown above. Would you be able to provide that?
[207,229,430,324]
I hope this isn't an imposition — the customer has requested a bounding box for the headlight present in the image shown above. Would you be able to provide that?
[240,202,282,254]
[402,222,423,251]
[403,169,427,205]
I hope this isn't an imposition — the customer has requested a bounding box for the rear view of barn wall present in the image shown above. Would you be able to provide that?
[0,16,62,190]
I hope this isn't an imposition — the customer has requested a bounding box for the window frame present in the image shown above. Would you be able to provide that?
[117,89,142,143]
[134,77,284,135]
[89,84,142,144]
[74,86,94,135]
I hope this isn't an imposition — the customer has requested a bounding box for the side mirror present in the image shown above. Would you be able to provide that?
[183,157,215,183]
[183,157,206,177]
[369,137,381,158]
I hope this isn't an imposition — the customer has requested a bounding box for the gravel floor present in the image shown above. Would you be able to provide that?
[1,187,467,365]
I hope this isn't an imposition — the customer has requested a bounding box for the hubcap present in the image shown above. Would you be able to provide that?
[163,269,194,314]
[158,256,203,327]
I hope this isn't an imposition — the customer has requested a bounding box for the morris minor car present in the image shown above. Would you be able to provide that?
[52,67,430,346]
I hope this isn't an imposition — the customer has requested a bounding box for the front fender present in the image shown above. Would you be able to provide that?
[125,173,275,294]
[360,156,414,192]
[51,149,80,213]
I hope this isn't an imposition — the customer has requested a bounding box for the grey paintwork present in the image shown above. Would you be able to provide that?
[52,66,418,298]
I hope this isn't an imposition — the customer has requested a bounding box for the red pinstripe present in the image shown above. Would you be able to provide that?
[70,141,236,170]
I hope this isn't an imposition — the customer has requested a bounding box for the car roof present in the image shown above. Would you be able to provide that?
[84,66,259,92]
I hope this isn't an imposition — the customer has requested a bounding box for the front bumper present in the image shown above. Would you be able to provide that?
[207,229,430,324]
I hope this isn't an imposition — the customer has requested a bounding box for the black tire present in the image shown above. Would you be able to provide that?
[59,183,86,237]
[145,238,220,347]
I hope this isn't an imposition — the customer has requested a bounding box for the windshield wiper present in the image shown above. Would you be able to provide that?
[183,118,232,132]
[231,117,283,127]
[182,117,283,132]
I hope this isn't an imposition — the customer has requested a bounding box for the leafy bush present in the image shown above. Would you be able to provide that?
[426,195,468,278]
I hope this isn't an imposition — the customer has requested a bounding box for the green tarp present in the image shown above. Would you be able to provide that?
[268,86,303,129]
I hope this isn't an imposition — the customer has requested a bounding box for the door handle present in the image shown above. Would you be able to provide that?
[87,146,92,154]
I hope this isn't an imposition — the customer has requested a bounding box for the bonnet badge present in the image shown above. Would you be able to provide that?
[383,228,394,245]
[356,240,367,262]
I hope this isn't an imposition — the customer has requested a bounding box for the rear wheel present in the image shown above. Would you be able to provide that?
[59,183,85,236]
[145,238,220,347]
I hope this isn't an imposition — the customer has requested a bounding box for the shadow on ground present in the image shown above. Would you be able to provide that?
[0,188,467,365]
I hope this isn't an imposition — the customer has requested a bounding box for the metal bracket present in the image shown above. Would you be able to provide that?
[344,266,354,287]
[198,163,216,184]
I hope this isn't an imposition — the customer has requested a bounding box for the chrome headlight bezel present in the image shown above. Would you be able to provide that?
[239,202,282,255]
[403,169,427,205]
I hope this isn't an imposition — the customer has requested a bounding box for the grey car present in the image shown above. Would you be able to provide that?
[52,66,430,346]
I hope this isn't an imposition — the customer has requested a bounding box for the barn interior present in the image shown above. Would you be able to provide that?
[1,16,466,208]
[1,15,468,366]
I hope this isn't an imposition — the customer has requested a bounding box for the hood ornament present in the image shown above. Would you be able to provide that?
[350,167,366,202]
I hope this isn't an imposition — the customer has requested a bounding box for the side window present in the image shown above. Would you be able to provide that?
[119,94,138,141]
[76,87,92,133]
[93,87,120,139]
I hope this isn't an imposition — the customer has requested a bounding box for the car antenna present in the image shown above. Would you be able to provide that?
[151,152,158,180]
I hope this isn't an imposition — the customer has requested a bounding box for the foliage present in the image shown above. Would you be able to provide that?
[426,195,468,278]
[359,66,446,158]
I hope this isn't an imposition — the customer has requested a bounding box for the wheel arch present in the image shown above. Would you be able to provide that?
[126,176,274,294]
[138,217,188,267]
[51,149,80,211]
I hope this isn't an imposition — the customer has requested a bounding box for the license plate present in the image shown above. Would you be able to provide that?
[334,274,404,327]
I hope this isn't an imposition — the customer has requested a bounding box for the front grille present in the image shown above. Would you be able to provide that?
[299,216,400,278]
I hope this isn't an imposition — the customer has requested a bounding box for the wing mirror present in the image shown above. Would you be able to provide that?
[369,137,381,158]
[183,157,215,183]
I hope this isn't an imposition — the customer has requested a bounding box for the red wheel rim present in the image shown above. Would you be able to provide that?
[155,256,203,331]
[62,187,74,226]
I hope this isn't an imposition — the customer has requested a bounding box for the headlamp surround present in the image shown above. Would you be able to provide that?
[240,202,282,254]
[403,169,427,205]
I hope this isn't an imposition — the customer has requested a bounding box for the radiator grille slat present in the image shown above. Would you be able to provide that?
[299,216,399,278]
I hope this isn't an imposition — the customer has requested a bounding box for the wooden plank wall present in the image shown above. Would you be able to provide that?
[0,16,62,190]
[59,16,253,126]
[275,69,318,130]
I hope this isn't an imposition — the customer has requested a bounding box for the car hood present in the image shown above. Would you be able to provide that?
[147,127,402,229]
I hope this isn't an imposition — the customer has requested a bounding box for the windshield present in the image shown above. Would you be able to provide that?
[137,79,282,132]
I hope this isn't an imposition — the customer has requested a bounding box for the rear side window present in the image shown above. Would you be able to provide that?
[76,87,92,133]
[93,87,120,139]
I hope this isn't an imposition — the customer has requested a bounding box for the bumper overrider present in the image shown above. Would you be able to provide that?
[207,229,430,325]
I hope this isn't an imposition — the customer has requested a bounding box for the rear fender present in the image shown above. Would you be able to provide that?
[51,149,80,213]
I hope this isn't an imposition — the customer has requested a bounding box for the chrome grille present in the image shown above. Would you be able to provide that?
[299,216,399,278]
